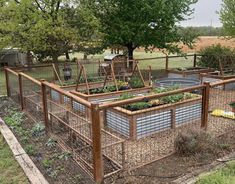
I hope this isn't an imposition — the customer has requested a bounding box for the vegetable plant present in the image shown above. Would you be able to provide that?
[229,101,235,108]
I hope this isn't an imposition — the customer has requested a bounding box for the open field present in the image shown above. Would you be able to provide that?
[0,134,29,184]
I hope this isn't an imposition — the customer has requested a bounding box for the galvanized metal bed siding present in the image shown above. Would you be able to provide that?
[51,89,86,113]
[175,103,202,126]
[106,101,202,140]
[136,111,171,139]
[106,110,130,137]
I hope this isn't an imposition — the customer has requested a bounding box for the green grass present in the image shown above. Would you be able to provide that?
[196,161,235,184]
[0,134,29,184]
[0,50,194,95]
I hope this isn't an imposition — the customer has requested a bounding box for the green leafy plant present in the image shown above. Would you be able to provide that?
[42,158,53,168]
[31,123,45,137]
[25,144,37,156]
[45,138,57,148]
[58,152,72,161]
[229,101,235,108]
[129,76,144,89]
[118,93,134,100]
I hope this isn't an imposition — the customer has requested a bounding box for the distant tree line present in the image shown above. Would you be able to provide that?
[181,26,223,37]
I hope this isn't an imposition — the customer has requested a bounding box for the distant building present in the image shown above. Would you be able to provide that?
[0,48,27,67]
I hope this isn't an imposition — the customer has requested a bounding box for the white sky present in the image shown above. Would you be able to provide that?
[180,0,222,27]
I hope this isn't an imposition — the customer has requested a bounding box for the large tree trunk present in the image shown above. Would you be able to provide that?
[127,46,135,70]
[52,54,60,80]
[26,51,33,70]
[83,54,88,60]
[65,52,70,60]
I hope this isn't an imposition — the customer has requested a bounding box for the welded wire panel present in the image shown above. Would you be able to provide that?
[8,72,20,104]
[208,86,235,136]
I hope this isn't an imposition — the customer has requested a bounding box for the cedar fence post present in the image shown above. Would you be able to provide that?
[201,81,210,129]
[18,73,25,110]
[193,54,197,67]
[41,81,49,134]
[165,55,169,71]
[4,67,11,97]
[91,103,103,183]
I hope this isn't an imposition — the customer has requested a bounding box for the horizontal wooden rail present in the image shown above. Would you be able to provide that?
[137,54,198,61]
[210,78,235,87]
[19,72,42,86]
[98,85,205,110]
[42,81,92,108]
[5,67,19,76]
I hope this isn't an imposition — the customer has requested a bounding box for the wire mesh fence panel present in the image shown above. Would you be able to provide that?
[8,71,20,104]
[167,55,194,70]
[21,76,43,123]
[22,66,54,82]
[102,87,204,169]
[208,82,235,136]
[46,86,95,178]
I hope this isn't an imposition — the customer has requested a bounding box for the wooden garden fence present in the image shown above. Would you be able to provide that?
[4,66,235,183]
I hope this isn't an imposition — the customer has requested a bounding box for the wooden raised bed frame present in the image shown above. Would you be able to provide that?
[167,67,214,79]
[70,86,153,103]
[201,72,235,90]
[105,96,202,140]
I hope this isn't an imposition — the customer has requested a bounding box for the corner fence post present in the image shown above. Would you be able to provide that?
[41,82,49,134]
[165,55,169,71]
[18,73,24,110]
[201,81,210,129]
[4,67,11,97]
[91,103,103,183]
[193,53,197,67]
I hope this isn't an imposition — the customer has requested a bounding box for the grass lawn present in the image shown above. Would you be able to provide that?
[0,50,194,95]
[196,161,235,184]
[0,134,29,184]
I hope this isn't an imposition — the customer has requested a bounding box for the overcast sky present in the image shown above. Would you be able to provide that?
[180,0,223,27]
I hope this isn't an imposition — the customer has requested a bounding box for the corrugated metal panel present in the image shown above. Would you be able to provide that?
[136,111,171,139]
[224,82,235,90]
[51,90,60,101]
[106,110,129,137]
[175,103,202,126]
[72,101,86,113]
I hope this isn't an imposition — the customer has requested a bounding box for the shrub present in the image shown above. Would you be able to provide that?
[174,129,213,155]
[129,76,144,88]
[197,44,235,70]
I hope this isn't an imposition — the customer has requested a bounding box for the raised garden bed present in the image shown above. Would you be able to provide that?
[105,90,202,140]
[167,67,214,79]
[201,72,235,90]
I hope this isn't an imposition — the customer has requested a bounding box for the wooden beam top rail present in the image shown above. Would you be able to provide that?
[136,54,198,61]
[210,78,235,87]
[42,81,92,108]
[5,67,19,76]
[98,85,205,110]
[19,72,42,86]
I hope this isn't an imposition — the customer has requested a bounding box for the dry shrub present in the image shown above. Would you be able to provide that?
[174,129,214,156]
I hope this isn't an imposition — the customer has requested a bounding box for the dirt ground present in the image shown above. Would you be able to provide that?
[104,130,235,184]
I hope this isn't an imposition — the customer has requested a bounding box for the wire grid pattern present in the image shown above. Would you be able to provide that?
[21,76,44,122]
[8,71,20,104]
[22,66,54,82]
[46,86,124,178]
[103,89,203,169]
[207,84,235,136]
